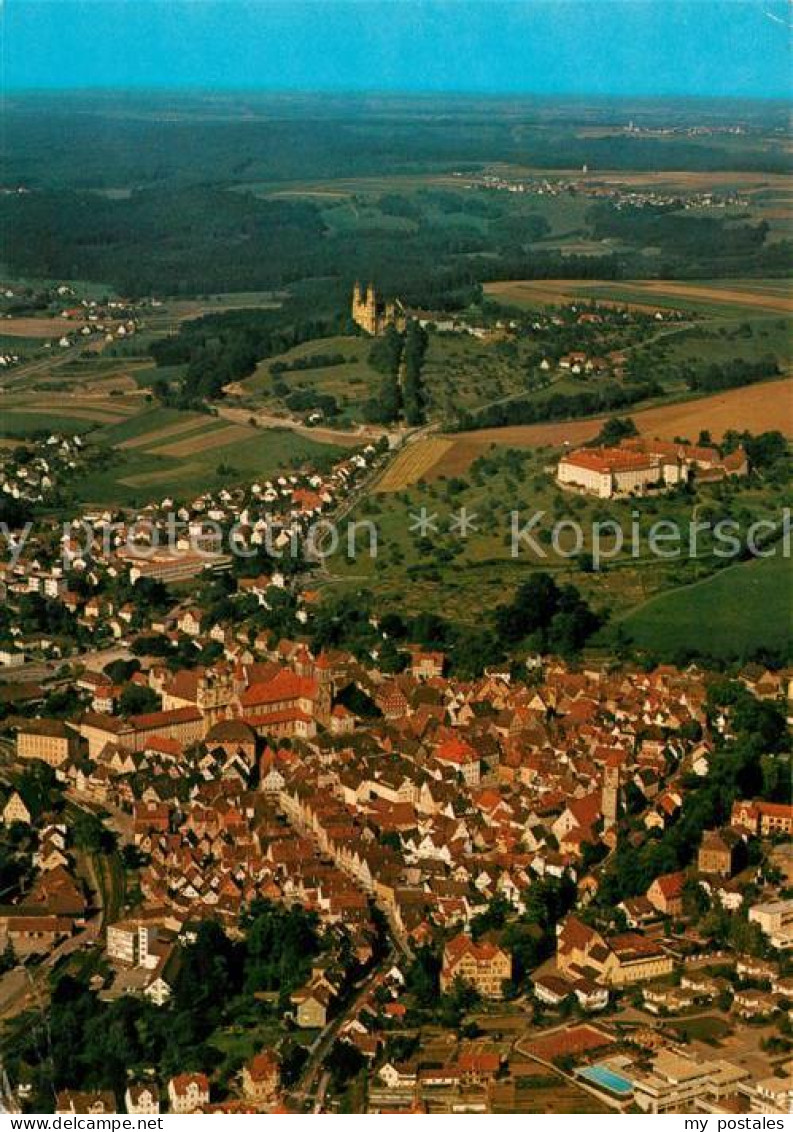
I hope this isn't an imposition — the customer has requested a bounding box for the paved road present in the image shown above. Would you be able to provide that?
[0,343,84,389]
[290,947,396,1112]
[216,402,398,449]
[0,644,134,686]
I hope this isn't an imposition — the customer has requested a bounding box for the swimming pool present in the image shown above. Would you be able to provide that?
[577,1064,634,1095]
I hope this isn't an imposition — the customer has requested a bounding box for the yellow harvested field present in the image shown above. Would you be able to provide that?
[0,317,87,337]
[484,280,667,314]
[485,278,793,315]
[450,377,793,454]
[424,438,492,479]
[117,415,211,449]
[375,438,455,492]
[151,424,254,458]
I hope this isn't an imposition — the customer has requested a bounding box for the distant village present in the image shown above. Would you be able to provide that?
[466,170,749,212]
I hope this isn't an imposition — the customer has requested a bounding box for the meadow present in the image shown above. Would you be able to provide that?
[83,413,345,504]
[0,353,346,505]
[327,436,790,647]
[611,551,793,661]
[237,334,383,424]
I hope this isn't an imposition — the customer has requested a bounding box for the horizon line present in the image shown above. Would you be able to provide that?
[5,86,790,104]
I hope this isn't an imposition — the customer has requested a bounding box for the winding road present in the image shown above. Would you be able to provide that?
[289,947,397,1112]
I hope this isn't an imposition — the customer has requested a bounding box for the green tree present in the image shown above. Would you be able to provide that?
[118,684,161,717]
[405,946,440,1008]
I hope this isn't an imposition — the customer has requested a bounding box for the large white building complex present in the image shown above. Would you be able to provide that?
[557,438,748,499]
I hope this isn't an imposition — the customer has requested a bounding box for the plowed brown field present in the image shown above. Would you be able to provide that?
[419,378,793,477]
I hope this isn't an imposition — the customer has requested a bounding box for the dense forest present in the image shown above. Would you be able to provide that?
[684,355,780,393]
[0,180,630,299]
[4,181,789,298]
[2,93,790,299]
[6,95,790,190]
[150,298,345,404]
[587,202,790,277]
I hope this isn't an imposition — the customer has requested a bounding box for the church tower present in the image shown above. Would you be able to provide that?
[602,755,621,832]
[314,653,333,724]
[352,281,377,335]
[365,283,378,335]
[197,669,235,727]
[351,281,402,335]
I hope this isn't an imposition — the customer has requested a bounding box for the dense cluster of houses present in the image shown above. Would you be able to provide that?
[3,631,791,1113]
[472,171,746,213]
[0,426,790,1114]
[0,440,380,663]
[8,636,792,964]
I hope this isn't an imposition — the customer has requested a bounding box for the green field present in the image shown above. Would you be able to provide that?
[0,334,44,352]
[327,440,789,634]
[0,410,103,435]
[614,550,793,660]
[239,334,383,424]
[661,315,791,369]
[73,425,345,505]
[666,1016,732,1044]
[93,405,215,445]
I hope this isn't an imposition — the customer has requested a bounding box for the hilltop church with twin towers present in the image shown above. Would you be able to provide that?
[351,281,406,336]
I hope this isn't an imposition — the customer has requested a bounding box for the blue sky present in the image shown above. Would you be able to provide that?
[5,0,791,97]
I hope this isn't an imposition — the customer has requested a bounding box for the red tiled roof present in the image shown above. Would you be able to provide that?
[561,447,656,474]
[652,870,685,899]
[435,736,478,766]
[169,1073,209,1096]
[240,670,317,708]
[131,706,202,731]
